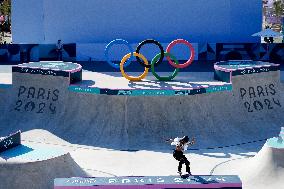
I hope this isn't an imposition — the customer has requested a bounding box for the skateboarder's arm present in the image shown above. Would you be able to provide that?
[166,137,182,145]
[166,137,179,142]
[165,138,174,142]
[187,137,196,146]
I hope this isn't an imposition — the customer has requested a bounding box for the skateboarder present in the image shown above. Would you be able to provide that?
[166,136,195,176]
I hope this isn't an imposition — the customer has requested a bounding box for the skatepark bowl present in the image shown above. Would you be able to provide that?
[0,60,284,189]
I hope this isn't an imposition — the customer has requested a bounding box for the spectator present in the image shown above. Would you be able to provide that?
[56,39,63,61]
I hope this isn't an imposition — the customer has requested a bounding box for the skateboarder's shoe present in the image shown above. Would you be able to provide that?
[187,172,192,175]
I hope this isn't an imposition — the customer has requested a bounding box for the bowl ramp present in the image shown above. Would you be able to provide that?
[212,141,284,189]
[0,61,283,150]
[0,143,87,189]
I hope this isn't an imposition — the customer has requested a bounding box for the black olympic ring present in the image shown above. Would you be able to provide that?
[135,39,164,68]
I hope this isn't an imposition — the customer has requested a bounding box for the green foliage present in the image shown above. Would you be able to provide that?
[0,0,11,16]
[273,0,284,18]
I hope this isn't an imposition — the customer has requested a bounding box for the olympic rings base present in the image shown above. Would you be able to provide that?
[69,60,280,96]
[69,84,232,96]
[69,71,233,96]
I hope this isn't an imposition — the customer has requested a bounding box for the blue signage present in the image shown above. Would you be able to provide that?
[0,131,21,153]
[54,175,242,188]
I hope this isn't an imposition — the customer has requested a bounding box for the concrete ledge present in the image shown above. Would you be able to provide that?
[214,60,280,83]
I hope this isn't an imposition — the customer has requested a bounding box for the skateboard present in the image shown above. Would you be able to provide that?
[178,172,192,179]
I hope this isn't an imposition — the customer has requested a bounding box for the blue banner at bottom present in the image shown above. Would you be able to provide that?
[54,175,242,188]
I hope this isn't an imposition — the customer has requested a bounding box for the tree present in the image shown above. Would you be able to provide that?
[272,0,284,31]
[0,0,11,16]
[0,0,11,38]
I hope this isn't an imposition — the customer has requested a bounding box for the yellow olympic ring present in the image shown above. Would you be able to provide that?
[120,52,149,81]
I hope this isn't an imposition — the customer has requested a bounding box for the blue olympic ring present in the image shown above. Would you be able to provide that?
[104,39,134,69]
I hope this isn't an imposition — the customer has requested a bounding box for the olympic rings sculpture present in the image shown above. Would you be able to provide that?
[104,38,195,81]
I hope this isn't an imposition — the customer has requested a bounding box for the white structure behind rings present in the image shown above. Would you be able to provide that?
[12,0,262,44]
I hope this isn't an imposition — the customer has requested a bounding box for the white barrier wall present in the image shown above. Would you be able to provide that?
[12,0,262,44]
[76,43,198,61]
[12,0,44,43]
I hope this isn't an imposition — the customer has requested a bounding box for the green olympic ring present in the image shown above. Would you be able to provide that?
[151,52,179,81]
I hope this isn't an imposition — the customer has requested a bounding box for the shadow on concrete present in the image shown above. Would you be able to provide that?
[128,80,205,90]
[0,144,34,160]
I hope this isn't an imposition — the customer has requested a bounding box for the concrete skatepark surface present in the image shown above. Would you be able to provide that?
[213,144,284,189]
[0,63,284,188]
[0,140,88,189]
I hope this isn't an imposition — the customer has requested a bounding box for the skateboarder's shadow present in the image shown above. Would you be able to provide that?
[186,175,219,184]
[192,176,219,184]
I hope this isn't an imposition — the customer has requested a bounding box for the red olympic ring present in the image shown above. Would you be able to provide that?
[166,39,195,69]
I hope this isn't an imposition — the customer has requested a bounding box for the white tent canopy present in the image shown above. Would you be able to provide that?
[252,28,283,37]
